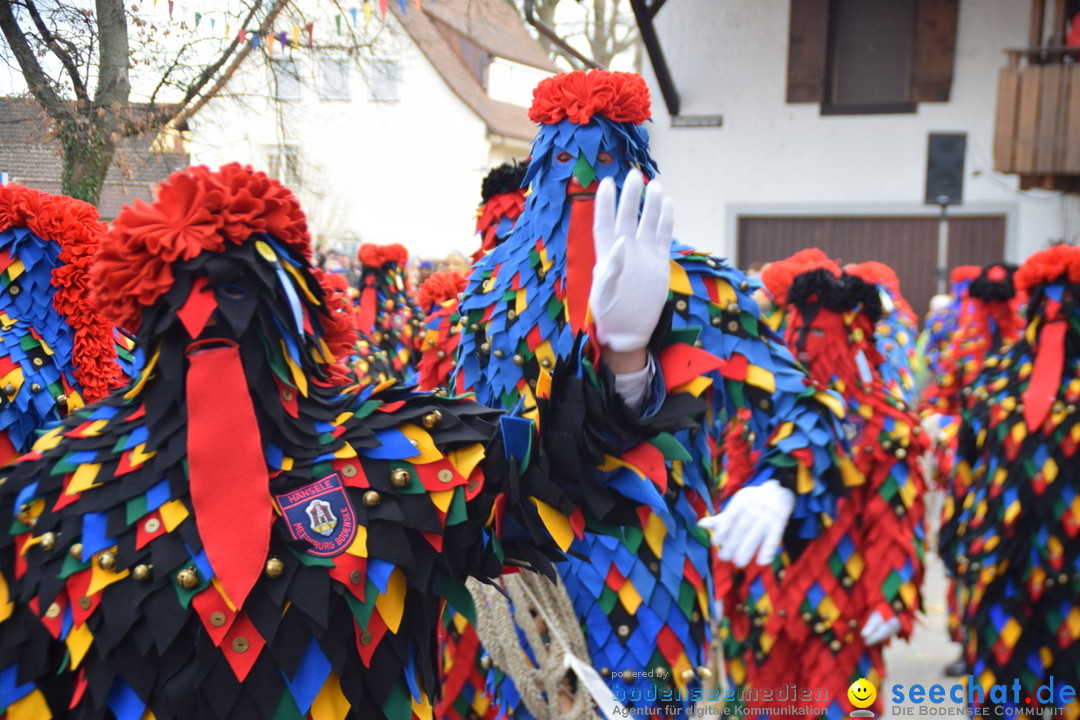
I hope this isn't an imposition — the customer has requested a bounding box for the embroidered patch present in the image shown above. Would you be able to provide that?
[276,473,357,557]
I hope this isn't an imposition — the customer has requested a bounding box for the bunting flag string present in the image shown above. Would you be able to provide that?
[137,0,432,47]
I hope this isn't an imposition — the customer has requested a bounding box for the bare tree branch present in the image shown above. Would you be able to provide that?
[22,0,89,101]
[0,0,68,117]
[95,0,129,106]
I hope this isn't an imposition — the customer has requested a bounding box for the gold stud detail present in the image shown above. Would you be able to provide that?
[540,359,552,369]
[711,316,722,326]
[97,551,117,571]
[829,639,841,652]
[176,567,199,589]
[436,351,446,359]
[841,576,854,588]
[479,343,490,354]
[391,469,411,488]
[39,532,56,551]
[422,410,443,428]
[740,281,750,291]
[363,490,381,507]
[265,557,285,578]
[69,543,83,560]
[133,564,152,581]
[2,384,14,397]
[512,354,525,366]
[493,349,505,359]
[813,622,826,634]
[30,383,41,393]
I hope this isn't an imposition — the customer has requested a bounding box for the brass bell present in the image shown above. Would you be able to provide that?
[493,348,505,359]
[265,556,285,578]
[680,668,696,683]
[29,383,41,393]
[697,667,713,681]
[176,567,199,589]
[39,532,56,551]
[391,468,411,488]
[69,543,83,560]
[3,384,15,397]
[97,551,117,571]
[362,490,381,507]
[132,564,152,581]
[422,410,442,429]
[512,354,525,366]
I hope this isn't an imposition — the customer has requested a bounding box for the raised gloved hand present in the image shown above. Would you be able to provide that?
[697,479,795,567]
[590,168,674,354]
[920,412,947,443]
[861,610,902,645]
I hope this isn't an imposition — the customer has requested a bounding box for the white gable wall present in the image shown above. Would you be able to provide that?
[641,0,1077,264]
[189,16,497,260]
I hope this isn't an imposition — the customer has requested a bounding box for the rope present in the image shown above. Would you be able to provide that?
[468,570,599,720]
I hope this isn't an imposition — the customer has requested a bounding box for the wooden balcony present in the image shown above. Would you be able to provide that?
[994,48,1080,192]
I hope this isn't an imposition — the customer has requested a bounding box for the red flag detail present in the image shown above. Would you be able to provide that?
[1023,317,1066,429]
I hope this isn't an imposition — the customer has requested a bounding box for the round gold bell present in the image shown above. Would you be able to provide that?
[422,410,442,429]
[176,567,199,589]
[680,668,696,683]
[362,490,381,507]
[391,468,411,488]
[69,542,83,560]
[132,564,152,581]
[39,532,56,551]
[97,551,117,571]
[265,556,285,578]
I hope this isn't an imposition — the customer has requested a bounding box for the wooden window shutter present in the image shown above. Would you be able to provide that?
[786,0,830,103]
[911,0,959,102]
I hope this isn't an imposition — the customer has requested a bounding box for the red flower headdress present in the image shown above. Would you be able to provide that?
[950,265,981,286]
[529,70,651,126]
[0,184,121,402]
[92,164,311,334]
[1015,244,1080,295]
[357,242,409,269]
[417,271,467,314]
[760,248,839,307]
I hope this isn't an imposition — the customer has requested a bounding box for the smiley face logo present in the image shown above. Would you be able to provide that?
[848,678,876,709]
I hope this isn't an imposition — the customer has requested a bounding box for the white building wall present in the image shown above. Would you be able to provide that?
[189,16,497,260]
[641,0,1079,265]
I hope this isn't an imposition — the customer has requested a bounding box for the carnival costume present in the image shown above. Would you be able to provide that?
[449,70,846,718]
[354,243,422,388]
[0,184,124,466]
[0,163,693,720]
[846,262,920,405]
[471,161,528,265]
[943,245,1080,712]
[716,250,926,720]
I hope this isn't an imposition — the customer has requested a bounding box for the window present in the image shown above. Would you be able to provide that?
[321,59,350,100]
[824,0,916,113]
[266,145,301,186]
[369,59,399,102]
[786,0,959,114]
[271,58,302,100]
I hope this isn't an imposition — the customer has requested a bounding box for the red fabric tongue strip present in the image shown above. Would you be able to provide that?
[357,280,378,335]
[1023,316,1067,429]
[186,340,271,608]
[565,198,596,334]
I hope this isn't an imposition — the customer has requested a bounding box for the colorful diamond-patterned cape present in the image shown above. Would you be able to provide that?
[942,274,1080,710]
[719,267,926,720]
[0,233,690,720]
[444,110,846,718]
[0,186,124,467]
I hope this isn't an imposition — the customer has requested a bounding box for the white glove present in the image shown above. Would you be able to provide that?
[861,610,902,645]
[921,413,946,443]
[697,479,795,567]
[590,169,674,353]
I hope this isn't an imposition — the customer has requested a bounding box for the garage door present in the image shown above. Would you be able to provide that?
[736,215,1006,319]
